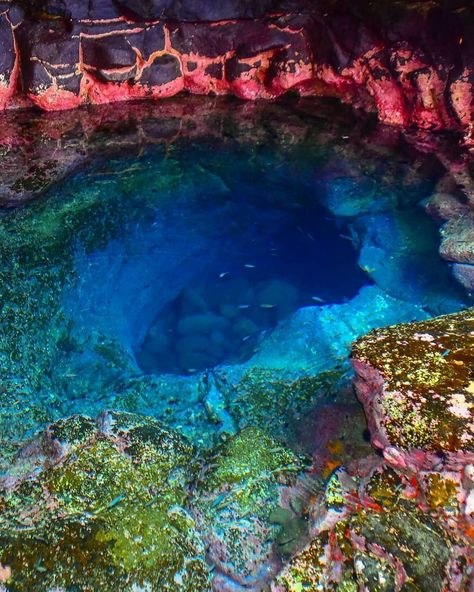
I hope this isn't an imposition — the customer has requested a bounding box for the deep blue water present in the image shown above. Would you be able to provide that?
[0,100,470,454]
[136,195,369,374]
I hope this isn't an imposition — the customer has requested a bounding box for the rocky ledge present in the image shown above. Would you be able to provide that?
[0,0,472,144]
[274,308,474,591]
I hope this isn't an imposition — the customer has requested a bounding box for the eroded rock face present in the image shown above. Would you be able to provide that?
[0,413,316,592]
[352,309,474,454]
[194,427,309,591]
[273,459,474,591]
[0,0,472,144]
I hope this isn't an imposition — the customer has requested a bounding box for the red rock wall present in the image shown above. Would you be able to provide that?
[0,0,473,145]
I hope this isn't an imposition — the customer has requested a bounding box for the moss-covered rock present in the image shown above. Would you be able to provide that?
[273,462,472,592]
[352,308,474,452]
[0,411,210,592]
[195,427,309,590]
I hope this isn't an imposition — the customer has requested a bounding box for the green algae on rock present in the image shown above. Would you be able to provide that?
[194,427,310,590]
[352,308,474,452]
[0,411,210,592]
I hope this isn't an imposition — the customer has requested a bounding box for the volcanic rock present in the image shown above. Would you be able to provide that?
[0,0,471,144]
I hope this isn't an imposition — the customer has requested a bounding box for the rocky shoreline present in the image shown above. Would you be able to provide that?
[0,309,472,591]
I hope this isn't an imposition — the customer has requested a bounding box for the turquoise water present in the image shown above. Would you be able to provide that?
[0,100,470,463]
[0,99,472,592]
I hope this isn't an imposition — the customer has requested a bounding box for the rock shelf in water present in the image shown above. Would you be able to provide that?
[1,309,473,590]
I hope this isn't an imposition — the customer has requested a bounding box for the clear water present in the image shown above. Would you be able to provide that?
[135,194,369,375]
[0,98,470,462]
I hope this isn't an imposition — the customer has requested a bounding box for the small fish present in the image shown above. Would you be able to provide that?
[341,135,349,140]
[244,264,256,269]
[219,272,230,279]
[242,335,251,341]
[107,493,127,509]
[95,492,127,515]
[307,233,315,241]
[311,296,325,303]
[237,304,251,309]
[441,349,451,357]
[260,303,276,309]
[339,233,354,242]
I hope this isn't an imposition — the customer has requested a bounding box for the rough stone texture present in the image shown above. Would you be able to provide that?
[273,459,474,591]
[272,309,474,592]
[0,413,319,592]
[352,309,474,453]
[440,217,474,293]
[0,0,471,144]
[424,163,474,295]
[0,410,210,591]
[193,427,309,591]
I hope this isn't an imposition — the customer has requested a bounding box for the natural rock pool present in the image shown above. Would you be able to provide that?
[0,97,472,591]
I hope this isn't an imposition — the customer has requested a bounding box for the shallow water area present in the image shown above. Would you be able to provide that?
[0,96,471,592]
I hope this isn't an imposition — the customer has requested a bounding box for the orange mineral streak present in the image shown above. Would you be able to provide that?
[0,7,471,145]
[0,15,20,110]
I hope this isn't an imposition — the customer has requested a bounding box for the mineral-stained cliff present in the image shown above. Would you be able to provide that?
[0,0,472,144]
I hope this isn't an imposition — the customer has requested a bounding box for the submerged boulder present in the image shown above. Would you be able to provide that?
[273,459,473,591]
[0,413,315,592]
[193,427,309,591]
[0,411,210,592]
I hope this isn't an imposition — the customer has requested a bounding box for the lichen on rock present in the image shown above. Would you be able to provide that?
[352,308,474,452]
[194,427,310,590]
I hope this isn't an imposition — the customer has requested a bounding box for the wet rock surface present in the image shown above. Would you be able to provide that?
[2,310,474,590]
[272,308,474,591]
[0,0,472,144]
[353,309,474,453]
[0,411,210,591]
[0,90,472,589]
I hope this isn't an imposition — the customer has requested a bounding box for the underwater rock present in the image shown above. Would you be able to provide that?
[0,0,472,143]
[0,411,210,591]
[423,166,474,295]
[355,211,468,315]
[0,412,318,592]
[453,264,474,294]
[441,216,474,268]
[193,427,309,591]
[272,459,474,591]
[271,308,474,591]
[140,274,308,375]
[351,309,474,582]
